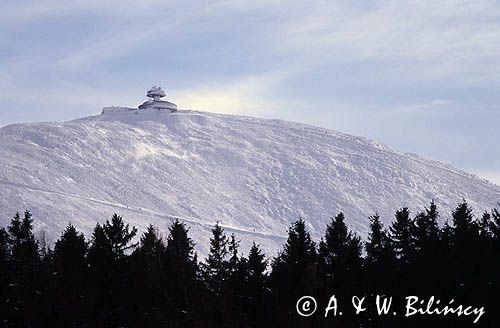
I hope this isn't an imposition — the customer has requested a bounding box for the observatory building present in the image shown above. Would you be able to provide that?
[138,86,178,112]
[102,86,178,114]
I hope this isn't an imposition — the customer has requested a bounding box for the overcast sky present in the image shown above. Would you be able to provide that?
[1,0,499,185]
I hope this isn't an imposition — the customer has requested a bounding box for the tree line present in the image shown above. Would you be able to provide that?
[0,200,499,327]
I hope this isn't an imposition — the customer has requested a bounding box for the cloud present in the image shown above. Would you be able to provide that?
[0,0,179,23]
[395,99,454,114]
[173,74,284,115]
[6,1,500,85]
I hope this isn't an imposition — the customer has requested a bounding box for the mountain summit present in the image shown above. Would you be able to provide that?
[1,106,499,255]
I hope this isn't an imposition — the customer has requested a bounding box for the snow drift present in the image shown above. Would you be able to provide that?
[1,109,499,256]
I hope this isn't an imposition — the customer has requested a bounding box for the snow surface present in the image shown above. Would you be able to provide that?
[1,109,499,257]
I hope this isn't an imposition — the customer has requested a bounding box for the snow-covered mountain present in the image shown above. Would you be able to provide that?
[1,109,499,256]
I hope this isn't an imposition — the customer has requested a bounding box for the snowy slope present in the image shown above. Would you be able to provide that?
[1,109,499,256]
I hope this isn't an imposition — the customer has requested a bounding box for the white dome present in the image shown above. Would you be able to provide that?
[138,86,177,112]
[146,86,166,99]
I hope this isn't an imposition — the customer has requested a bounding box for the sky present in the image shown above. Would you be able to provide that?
[1,0,499,185]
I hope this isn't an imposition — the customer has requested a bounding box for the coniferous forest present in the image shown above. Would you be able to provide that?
[0,201,499,327]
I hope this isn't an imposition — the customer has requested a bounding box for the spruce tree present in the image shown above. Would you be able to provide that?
[270,219,317,326]
[53,223,87,282]
[204,222,229,294]
[8,211,39,264]
[452,201,477,236]
[490,207,500,320]
[0,227,10,323]
[7,212,21,246]
[164,220,197,316]
[411,202,444,296]
[478,211,493,266]
[478,211,492,239]
[276,219,317,273]
[5,211,40,326]
[86,223,114,325]
[103,213,138,260]
[227,233,240,274]
[491,207,500,241]
[318,213,362,293]
[129,225,166,325]
[417,200,440,243]
[388,207,417,304]
[247,243,267,294]
[245,243,268,326]
[165,220,196,266]
[389,207,415,264]
[491,206,500,289]
[87,215,137,326]
[318,213,362,323]
[87,223,112,273]
[226,233,245,293]
[451,201,479,256]
[136,224,165,258]
[202,223,235,325]
[450,201,481,301]
[365,214,395,293]
[365,214,392,263]
[0,227,9,262]
[51,223,88,326]
[225,233,247,325]
[425,201,440,230]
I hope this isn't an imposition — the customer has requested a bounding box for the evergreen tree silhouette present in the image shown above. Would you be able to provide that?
[477,211,493,272]
[50,223,88,325]
[389,207,415,264]
[87,223,112,273]
[225,233,247,326]
[491,207,500,241]
[490,206,500,327]
[0,227,8,262]
[411,202,442,294]
[227,233,240,274]
[136,224,165,258]
[103,213,138,260]
[365,214,395,294]
[318,212,363,324]
[245,243,269,327]
[53,223,87,285]
[164,220,198,324]
[0,202,498,327]
[129,224,166,325]
[452,201,477,236]
[388,207,416,307]
[4,211,41,326]
[418,201,440,242]
[9,211,39,264]
[246,243,267,295]
[319,213,362,287]
[450,201,481,305]
[0,227,10,324]
[204,222,229,294]
[87,223,114,325]
[476,211,495,324]
[271,219,317,327]
[478,211,491,239]
[203,222,234,325]
[87,214,137,326]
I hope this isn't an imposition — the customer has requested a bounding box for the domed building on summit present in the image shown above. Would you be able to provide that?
[102,85,178,114]
[138,86,178,112]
